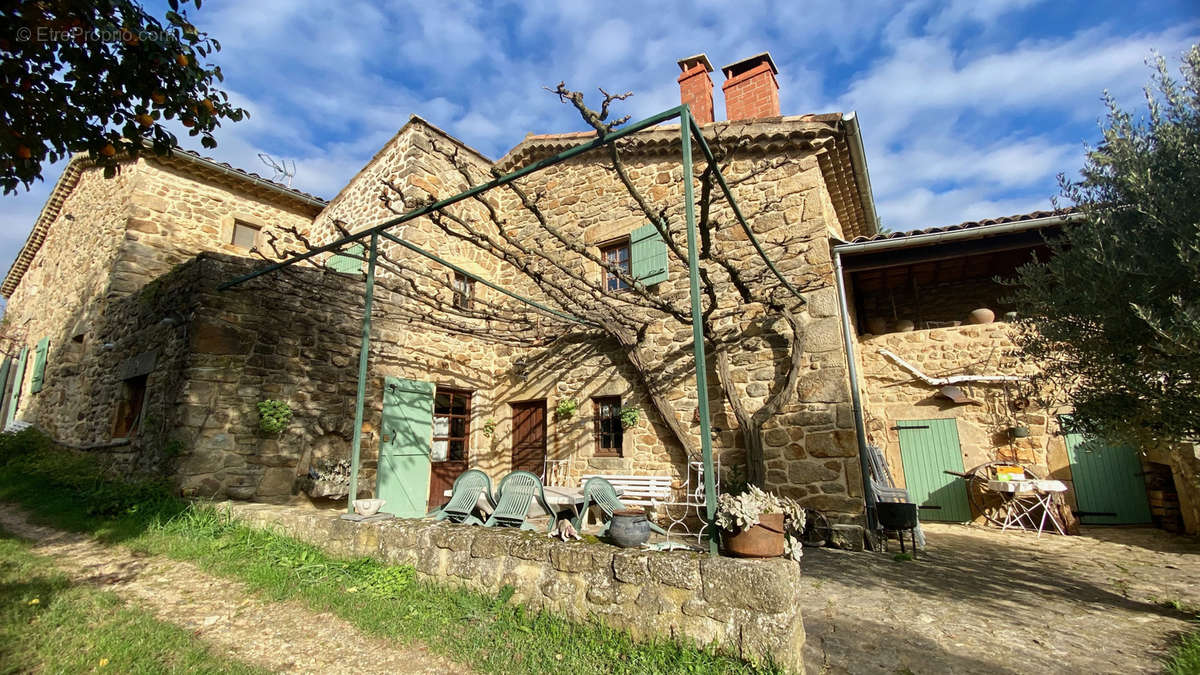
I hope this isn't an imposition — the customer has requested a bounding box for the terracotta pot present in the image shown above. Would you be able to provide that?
[969,308,995,324]
[722,513,785,558]
[608,509,651,548]
[893,319,915,332]
[866,317,888,335]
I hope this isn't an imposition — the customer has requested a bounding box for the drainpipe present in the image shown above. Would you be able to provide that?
[833,248,877,532]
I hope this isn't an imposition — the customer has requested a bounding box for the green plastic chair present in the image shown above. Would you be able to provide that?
[484,471,555,533]
[427,469,492,526]
[574,476,667,536]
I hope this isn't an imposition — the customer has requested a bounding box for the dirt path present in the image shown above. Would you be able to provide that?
[801,522,1200,674]
[0,503,469,675]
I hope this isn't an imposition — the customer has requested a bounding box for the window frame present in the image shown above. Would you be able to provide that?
[452,272,475,310]
[600,239,632,293]
[230,220,261,250]
[432,387,472,463]
[111,374,148,440]
[593,395,624,457]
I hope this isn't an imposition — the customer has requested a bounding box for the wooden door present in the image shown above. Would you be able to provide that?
[376,376,434,518]
[510,400,547,475]
[1065,432,1152,524]
[897,419,971,522]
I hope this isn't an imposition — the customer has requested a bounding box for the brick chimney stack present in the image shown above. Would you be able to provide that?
[721,52,780,121]
[677,54,715,125]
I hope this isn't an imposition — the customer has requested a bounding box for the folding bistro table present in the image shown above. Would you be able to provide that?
[986,479,1069,537]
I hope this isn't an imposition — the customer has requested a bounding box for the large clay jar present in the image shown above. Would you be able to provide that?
[722,513,786,558]
[969,308,995,324]
[894,319,915,332]
[608,509,651,548]
[866,317,888,335]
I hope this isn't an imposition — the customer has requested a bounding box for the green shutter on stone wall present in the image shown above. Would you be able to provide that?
[30,337,49,394]
[327,243,364,274]
[630,223,669,286]
[6,347,28,427]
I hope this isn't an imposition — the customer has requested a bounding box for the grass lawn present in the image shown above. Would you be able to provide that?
[1166,626,1200,675]
[0,527,265,674]
[0,430,778,675]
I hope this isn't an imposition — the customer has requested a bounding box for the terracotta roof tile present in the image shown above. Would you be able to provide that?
[848,208,1078,243]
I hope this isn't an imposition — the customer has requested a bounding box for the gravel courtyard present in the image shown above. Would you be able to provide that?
[801,522,1200,674]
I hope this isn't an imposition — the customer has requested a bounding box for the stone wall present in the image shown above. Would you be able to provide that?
[227,501,806,673]
[304,118,865,520]
[856,324,1059,498]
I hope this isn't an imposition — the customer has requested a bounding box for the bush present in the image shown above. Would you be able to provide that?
[0,428,180,520]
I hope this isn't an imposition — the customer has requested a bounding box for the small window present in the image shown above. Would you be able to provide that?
[230,221,260,249]
[112,374,148,439]
[452,273,474,310]
[601,240,631,292]
[593,396,623,457]
[432,388,471,462]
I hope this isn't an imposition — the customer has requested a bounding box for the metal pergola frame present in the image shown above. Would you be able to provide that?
[221,104,808,555]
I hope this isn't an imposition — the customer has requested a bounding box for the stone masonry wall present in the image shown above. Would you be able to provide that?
[228,501,806,673]
[857,323,1068,506]
[3,159,320,475]
[305,119,864,520]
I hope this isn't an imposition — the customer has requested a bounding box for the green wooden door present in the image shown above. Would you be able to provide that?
[377,376,434,518]
[897,419,971,522]
[1065,432,1151,525]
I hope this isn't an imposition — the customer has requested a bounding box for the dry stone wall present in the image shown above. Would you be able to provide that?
[228,501,806,673]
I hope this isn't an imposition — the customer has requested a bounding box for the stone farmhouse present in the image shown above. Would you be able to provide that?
[1,51,1195,535]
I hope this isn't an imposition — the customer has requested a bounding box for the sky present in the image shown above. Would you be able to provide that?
[2,0,1197,273]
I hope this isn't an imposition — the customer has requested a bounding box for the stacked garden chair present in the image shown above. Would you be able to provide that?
[484,470,556,533]
[427,469,493,526]
[573,476,667,536]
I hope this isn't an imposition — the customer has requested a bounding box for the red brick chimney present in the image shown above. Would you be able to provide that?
[677,53,715,125]
[721,52,780,121]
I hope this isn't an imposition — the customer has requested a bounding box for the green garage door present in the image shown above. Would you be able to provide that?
[376,376,434,518]
[1065,432,1151,525]
[897,419,971,522]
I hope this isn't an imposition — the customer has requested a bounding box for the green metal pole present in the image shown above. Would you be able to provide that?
[679,107,719,555]
[346,232,379,514]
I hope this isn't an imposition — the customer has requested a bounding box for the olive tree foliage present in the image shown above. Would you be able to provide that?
[0,0,246,193]
[1009,45,1200,447]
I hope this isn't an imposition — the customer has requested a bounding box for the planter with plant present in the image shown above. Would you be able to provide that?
[256,399,293,434]
[554,398,578,420]
[619,405,639,429]
[715,485,806,560]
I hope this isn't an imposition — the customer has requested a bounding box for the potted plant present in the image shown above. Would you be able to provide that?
[256,399,292,434]
[619,405,640,429]
[554,398,578,420]
[715,485,806,560]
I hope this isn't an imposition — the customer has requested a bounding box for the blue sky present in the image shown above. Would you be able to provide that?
[2,0,1197,270]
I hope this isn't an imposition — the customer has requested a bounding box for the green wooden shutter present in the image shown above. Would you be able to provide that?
[897,419,971,522]
[30,337,49,394]
[630,224,668,286]
[376,376,435,518]
[327,243,364,274]
[6,347,28,427]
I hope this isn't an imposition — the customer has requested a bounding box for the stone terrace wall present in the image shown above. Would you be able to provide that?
[227,501,806,673]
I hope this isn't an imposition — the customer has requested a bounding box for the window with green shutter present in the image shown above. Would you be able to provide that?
[30,337,49,394]
[327,243,364,274]
[629,223,669,286]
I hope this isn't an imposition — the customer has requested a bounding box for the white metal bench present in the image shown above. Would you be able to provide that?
[580,473,673,507]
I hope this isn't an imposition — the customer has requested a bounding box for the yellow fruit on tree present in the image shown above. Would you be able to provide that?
[151,91,166,105]
[16,145,31,160]
[100,143,116,157]
[175,53,189,67]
